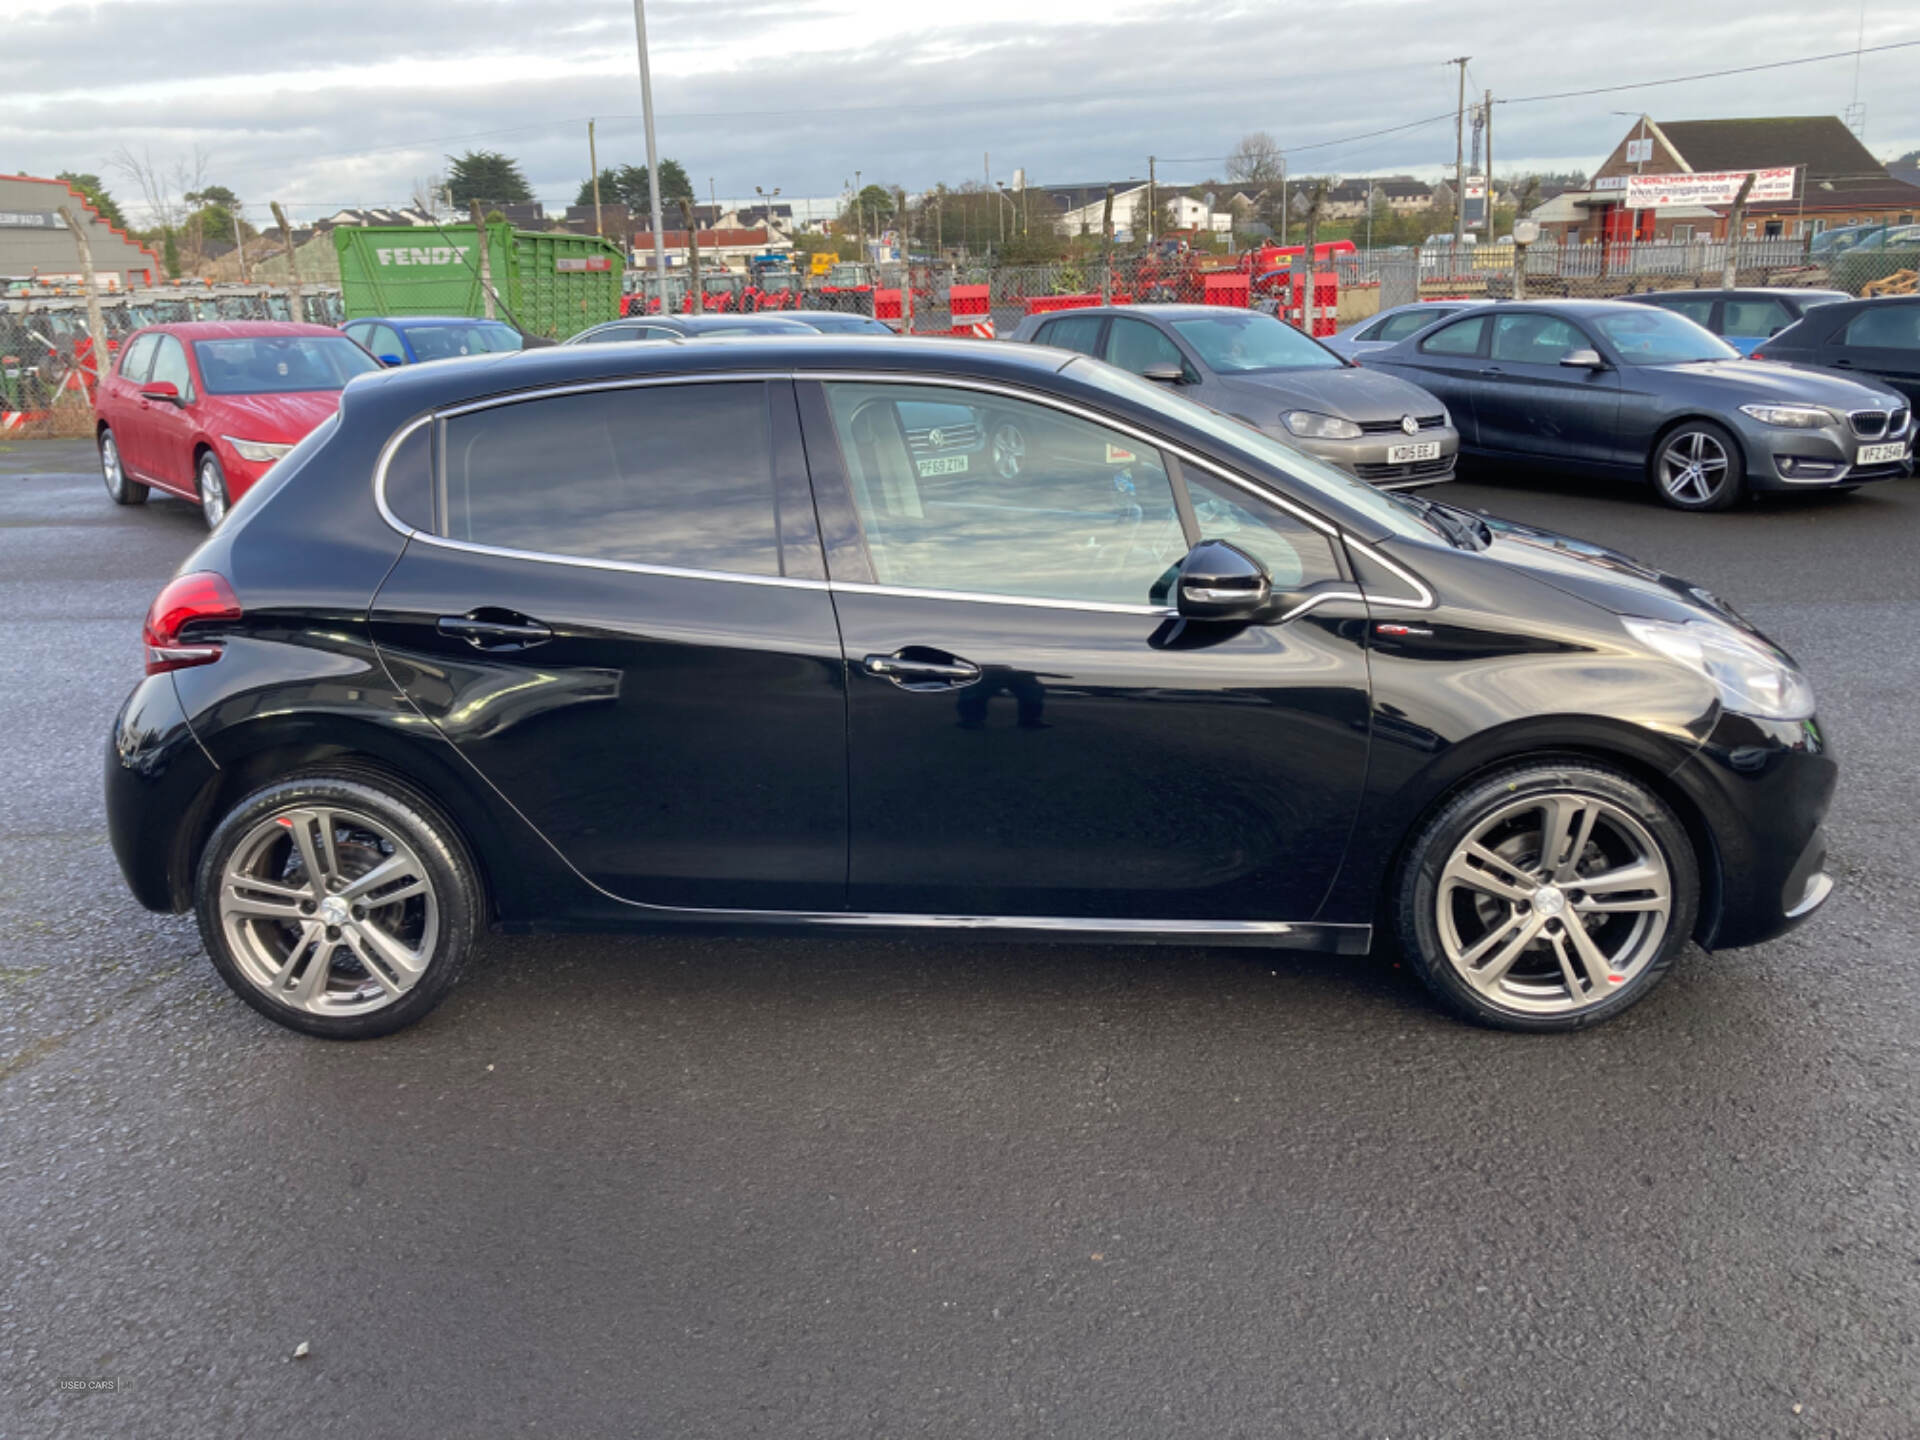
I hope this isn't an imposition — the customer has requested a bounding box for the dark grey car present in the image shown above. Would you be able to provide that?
[1367,299,1913,510]
[1009,305,1460,489]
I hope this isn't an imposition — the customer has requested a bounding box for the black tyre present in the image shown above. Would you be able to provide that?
[100,426,148,505]
[194,772,483,1039]
[196,450,229,528]
[1393,761,1699,1032]
[1651,419,1744,511]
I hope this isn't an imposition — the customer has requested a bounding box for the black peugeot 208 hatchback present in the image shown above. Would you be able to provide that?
[106,335,1836,1038]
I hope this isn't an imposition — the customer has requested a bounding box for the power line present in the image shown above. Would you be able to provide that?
[1496,38,1920,105]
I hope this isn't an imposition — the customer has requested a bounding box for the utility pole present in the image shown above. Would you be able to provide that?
[630,0,668,287]
[270,201,303,322]
[855,168,864,260]
[1279,155,1288,246]
[1483,89,1493,238]
[1101,185,1115,303]
[57,207,110,399]
[1301,180,1326,336]
[1450,55,1470,258]
[1722,173,1756,289]
[468,201,497,319]
[589,119,603,240]
[1147,155,1157,245]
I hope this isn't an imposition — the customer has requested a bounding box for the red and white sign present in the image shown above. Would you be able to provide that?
[1624,167,1796,210]
[555,255,614,272]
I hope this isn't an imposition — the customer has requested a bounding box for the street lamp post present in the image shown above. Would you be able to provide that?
[629,0,668,288]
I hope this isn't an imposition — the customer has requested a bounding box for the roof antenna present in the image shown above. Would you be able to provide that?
[1843,0,1867,139]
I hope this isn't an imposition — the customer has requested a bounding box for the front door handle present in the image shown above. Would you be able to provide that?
[1478,366,1504,378]
[863,650,981,688]
[438,611,553,651]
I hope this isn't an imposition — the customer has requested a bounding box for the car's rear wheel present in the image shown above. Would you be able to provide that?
[1394,762,1698,1031]
[195,773,482,1039]
[196,451,229,528]
[1652,420,1743,511]
[100,427,147,505]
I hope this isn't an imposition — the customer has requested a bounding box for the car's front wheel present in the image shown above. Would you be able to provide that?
[1394,762,1698,1031]
[196,451,229,528]
[100,427,147,506]
[195,772,483,1038]
[1652,420,1744,511]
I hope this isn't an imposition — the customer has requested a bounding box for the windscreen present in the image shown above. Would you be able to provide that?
[1592,308,1739,365]
[193,336,380,393]
[1171,312,1342,373]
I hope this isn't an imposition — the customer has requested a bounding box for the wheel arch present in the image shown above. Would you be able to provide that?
[1646,411,1748,480]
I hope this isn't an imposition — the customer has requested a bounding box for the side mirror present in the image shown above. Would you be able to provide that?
[140,380,182,405]
[1175,539,1271,622]
[1142,362,1187,385]
[377,353,405,367]
[1559,348,1606,370]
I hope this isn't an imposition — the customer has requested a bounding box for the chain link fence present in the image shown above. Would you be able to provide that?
[1,287,343,433]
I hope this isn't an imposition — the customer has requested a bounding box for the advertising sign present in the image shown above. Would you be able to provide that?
[1624,167,1796,209]
[0,210,60,229]
[555,255,613,272]
[1463,175,1488,231]
[1625,138,1654,164]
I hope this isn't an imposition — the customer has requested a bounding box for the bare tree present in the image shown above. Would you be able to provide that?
[1227,132,1284,187]
[109,144,208,231]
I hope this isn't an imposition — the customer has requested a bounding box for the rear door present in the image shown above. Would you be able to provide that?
[1829,303,1920,405]
[103,331,161,477]
[1472,311,1620,467]
[799,377,1373,922]
[368,377,849,911]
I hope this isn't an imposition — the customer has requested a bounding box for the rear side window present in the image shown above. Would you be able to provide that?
[1038,314,1105,355]
[119,332,160,381]
[1653,297,1716,327]
[1722,299,1790,336]
[1490,314,1586,364]
[1376,307,1456,343]
[1844,305,1920,350]
[1419,315,1487,356]
[438,382,781,576]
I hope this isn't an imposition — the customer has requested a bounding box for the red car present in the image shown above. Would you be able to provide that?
[94,321,379,527]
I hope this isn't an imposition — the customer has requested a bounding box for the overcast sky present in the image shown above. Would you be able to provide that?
[8,0,1920,224]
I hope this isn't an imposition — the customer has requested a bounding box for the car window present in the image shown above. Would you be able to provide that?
[367,325,405,361]
[823,381,1186,607]
[1418,315,1488,357]
[1652,297,1716,327]
[1592,309,1738,365]
[192,336,378,393]
[406,324,522,360]
[1843,305,1920,350]
[1170,312,1341,372]
[1038,314,1105,355]
[343,323,370,346]
[148,335,194,400]
[1104,317,1192,379]
[1376,307,1458,343]
[1722,299,1791,336]
[573,325,645,344]
[439,381,781,576]
[118,332,160,382]
[1490,313,1587,364]
[1186,472,1341,591]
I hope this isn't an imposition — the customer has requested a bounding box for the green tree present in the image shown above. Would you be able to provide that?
[57,171,127,230]
[446,150,532,207]
[161,228,181,279]
[577,161,692,217]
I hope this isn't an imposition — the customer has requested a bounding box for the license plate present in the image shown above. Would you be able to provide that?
[1857,440,1906,465]
[915,455,969,476]
[1387,441,1442,464]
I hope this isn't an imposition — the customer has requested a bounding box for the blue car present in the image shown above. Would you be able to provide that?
[340,315,523,366]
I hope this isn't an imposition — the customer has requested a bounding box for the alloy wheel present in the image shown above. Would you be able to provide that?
[217,806,440,1017]
[991,422,1026,479]
[198,456,228,527]
[101,432,124,498]
[1658,430,1730,506]
[1434,792,1673,1016]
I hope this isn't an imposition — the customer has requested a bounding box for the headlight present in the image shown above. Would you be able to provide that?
[1624,617,1815,720]
[1738,403,1833,429]
[1281,411,1363,440]
[223,436,295,463]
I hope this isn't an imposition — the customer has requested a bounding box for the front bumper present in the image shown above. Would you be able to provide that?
[1668,709,1837,949]
[1738,416,1914,490]
[1273,422,1463,489]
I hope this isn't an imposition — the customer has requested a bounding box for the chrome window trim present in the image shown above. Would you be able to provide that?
[1343,535,1437,610]
[831,580,1172,617]
[434,368,786,419]
[406,532,832,590]
[372,412,433,536]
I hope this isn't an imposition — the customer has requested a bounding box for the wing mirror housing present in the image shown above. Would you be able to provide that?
[1559,347,1607,369]
[140,380,183,405]
[1142,362,1187,385]
[1175,540,1271,621]
[377,353,405,368]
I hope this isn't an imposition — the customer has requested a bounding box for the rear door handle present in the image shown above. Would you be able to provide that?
[438,612,553,650]
[1478,366,1504,377]
[863,651,981,688]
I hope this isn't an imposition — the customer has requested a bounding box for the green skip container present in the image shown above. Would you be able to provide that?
[333,222,625,340]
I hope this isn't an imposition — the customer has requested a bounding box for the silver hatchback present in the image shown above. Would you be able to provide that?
[1010,305,1460,488]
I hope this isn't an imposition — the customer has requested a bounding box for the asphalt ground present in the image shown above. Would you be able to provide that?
[2,435,1915,1439]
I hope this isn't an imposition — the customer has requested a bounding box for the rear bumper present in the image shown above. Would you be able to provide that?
[105,674,218,913]
[1668,710,1837,949]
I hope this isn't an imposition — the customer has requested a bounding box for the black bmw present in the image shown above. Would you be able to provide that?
[107,335,1836,1037]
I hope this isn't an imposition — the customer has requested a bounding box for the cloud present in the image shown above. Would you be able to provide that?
[6,0,1918,222]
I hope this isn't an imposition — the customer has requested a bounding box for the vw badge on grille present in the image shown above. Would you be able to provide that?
[1400,415,1419,436]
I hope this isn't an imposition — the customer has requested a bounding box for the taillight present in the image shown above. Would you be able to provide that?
[1750,350,1766,360]
[143,571,241,676]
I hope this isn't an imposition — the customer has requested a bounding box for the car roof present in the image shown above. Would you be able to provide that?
[133,320,347,340]
[353,315,515,329]
[1622,288,1849,302]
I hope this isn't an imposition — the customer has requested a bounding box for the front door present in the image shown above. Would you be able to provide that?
[142,334,202,494]
[1830,304,1920,405]
[800,379,1373,921]
[369,378,849,912]
[1471,311,1621,468]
